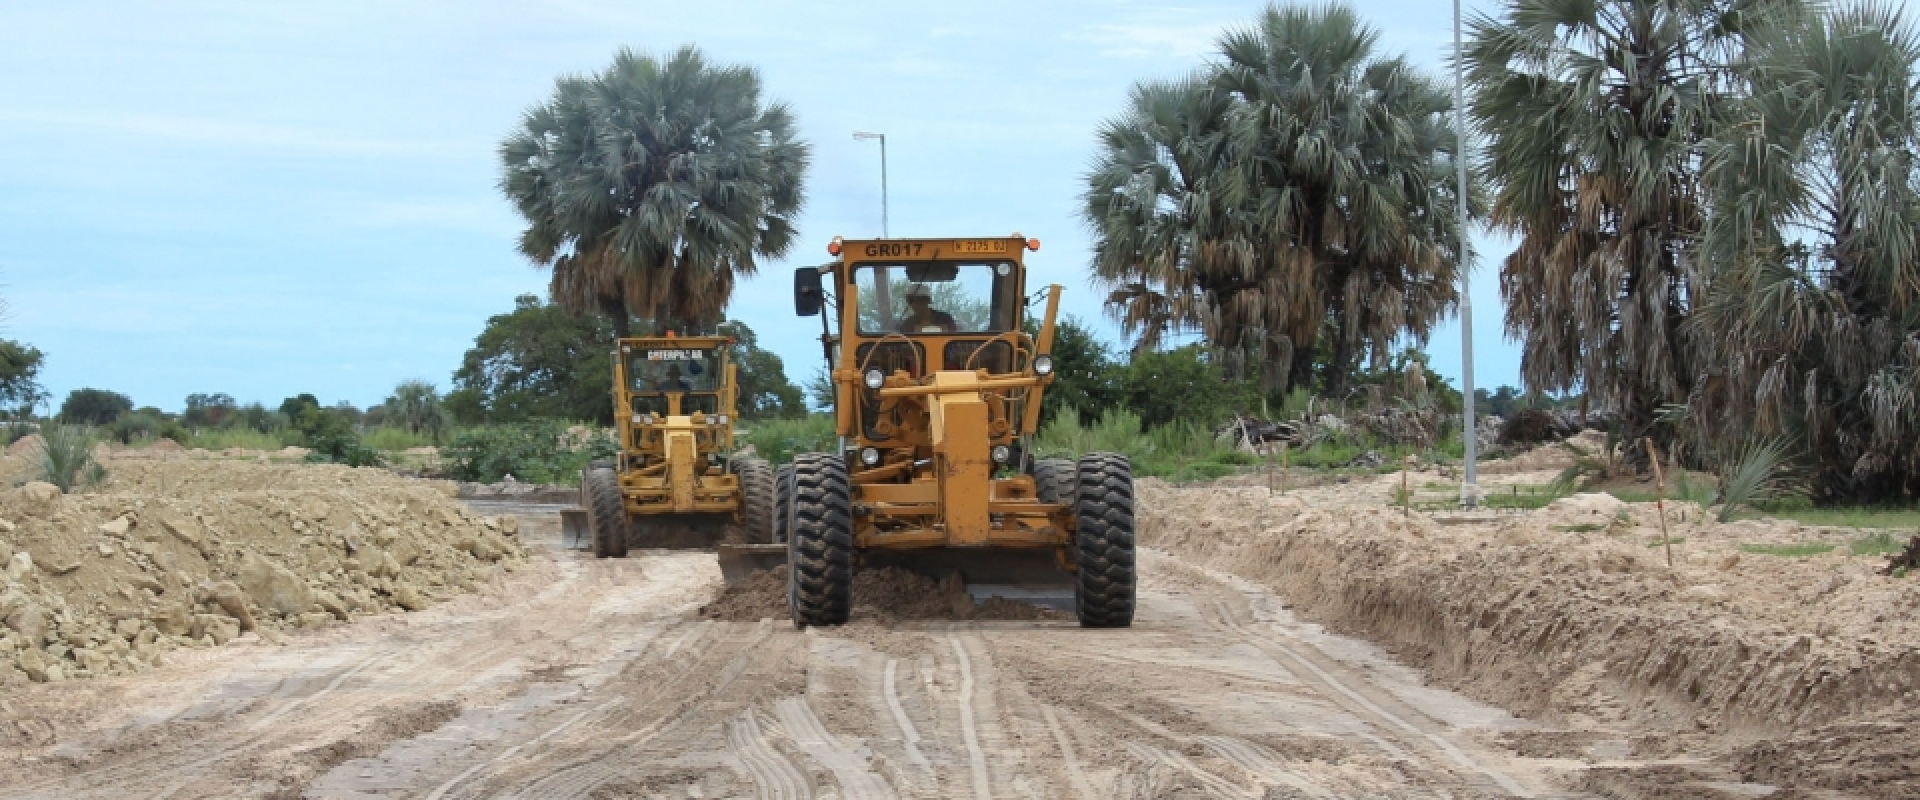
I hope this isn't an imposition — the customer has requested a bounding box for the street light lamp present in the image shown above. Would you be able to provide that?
[853,131,888,238]
[1455,0,1480,508]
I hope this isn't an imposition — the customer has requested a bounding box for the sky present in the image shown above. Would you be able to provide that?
[3,0,1527,414]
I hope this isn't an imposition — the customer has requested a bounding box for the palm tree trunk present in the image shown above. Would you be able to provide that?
[599,294,631,340]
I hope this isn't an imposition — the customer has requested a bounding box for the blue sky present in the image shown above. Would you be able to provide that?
[3,0,1523,413]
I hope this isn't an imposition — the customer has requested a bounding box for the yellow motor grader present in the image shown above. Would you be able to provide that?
[577,335,774,557]
[718,235,1136,628]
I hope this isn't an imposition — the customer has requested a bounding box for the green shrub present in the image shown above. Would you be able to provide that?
[294,407,383,467]
[27,424,106,492]
[741,414,837,466]
[185,428,292,451]
[1738,542,1835,558]
[363,426,435,452]
[442,420,616,484]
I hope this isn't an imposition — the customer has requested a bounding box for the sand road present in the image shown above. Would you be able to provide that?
[0,504,1588,799]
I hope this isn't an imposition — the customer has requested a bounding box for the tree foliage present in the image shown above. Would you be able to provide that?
[1084,3,1471,395]
[183,392,237,428]
[500,46,810,338]
[58,388,133,426]
[447,294,615,425]
[717,319,805,418]
[1465,0,1798,448]
[383,380,452,443]
[1691,3,1920,503]
[0,339,45,419]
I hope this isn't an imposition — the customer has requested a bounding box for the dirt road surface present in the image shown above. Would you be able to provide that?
[1,502,1594,799]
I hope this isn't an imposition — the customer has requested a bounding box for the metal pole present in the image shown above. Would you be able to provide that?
[1455,0,1480,508]
[879,135,889,238]
[854,131,888,238]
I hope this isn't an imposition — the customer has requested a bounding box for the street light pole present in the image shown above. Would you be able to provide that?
[853,131,888,238]
[1455,0,1480,508]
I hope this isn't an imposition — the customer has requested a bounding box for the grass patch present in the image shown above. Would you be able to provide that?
[1604,487,1660,504]
[184,428,292,451]
[1646,536,1685,548]
[362,427,435,451]
[1482,484,1566,510]
[1848,530,1912,556]
[1737,542,1836,558]
[1553,523,1605,533]
[1750,507,1920,530]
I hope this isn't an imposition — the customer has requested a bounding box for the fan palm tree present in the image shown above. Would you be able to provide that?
[385,380,451,444]
[500,46,809,338]
[1465,0,1800,454]
[1084,3,1470,394]
[1083,76,1232,358]
[1693,3,1920,503]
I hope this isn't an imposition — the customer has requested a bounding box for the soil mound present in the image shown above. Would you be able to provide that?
[701,565,1059,622]
[6,435,41,458]
[1137,476,1920,795]
[0,459,525,684]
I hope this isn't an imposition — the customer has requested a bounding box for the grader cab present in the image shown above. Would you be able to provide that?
[719,235,1137,628]
[578,335,774,557]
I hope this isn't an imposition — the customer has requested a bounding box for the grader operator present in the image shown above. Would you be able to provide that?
[577,335,774,557]
[719,235,1137,629]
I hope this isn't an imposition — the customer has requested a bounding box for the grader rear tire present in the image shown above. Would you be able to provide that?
[1073,452,1135,627]
[1033,458,1076,506]
[585,466,629,559]
[772,463,795,543]
[733,457,775,544]
[788,454,852,628]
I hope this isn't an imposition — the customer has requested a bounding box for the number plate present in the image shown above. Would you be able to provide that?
[953,239,1009,254]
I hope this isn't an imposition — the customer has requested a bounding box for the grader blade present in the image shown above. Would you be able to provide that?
[863,548,1075,611]
[717,543,788,585]
[559,508,591,550]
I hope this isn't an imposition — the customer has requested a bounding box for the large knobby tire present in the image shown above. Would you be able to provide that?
[585,466,629,559]
[788,454,852,627]
[1073,452,1135,627]
[732,457,775,544]
[772,463,795,544]
[1033,458,1076,506]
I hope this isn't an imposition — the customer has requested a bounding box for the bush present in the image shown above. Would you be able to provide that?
[27,424,107,492]
[442,420,616,484]
[740,414,836,466]
[363,427,435,451]
[293,406,384,467]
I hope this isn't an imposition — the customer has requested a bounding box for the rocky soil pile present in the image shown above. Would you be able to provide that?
[702,565,1058,623]
[0,457,525,685]
[1139,465,1920,796]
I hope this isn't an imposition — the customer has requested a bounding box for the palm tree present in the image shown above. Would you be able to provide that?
[500,46,810,338]
[385,380,451,444]
[1693,3,1920,503]
[1083,76,1231,358]
[1084,4,1469,395]
[1215,4,1469,395]
[1464,0,1798,454]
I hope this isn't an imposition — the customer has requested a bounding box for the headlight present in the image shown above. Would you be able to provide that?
[860,447,882,466]
[714,414,729,425]
[1033,355,1054,376]
[636,413,655,425]
[991,444,1011,464]
[864,368,886,389]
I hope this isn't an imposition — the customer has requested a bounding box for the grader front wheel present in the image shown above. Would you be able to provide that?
[732,457,776,544]
[585,466,629,559]
[1073,452,1135,627]
[787,454,852,628]
[772,463,794,544]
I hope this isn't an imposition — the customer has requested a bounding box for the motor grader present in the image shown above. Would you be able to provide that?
[718,235,1137,628]
[575,335,774,557]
